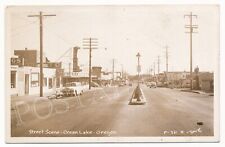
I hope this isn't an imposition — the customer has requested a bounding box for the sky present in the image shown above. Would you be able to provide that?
[7,5,219,75]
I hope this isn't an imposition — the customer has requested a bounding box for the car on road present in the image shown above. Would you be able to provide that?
[181,81,190,88]
[61,82,88,96]
[148,82,157,88]
[91,81,100,87]
[146,82,151,87]
[146,82,156,88]
[118,81,126,87]
[156,82,163,87]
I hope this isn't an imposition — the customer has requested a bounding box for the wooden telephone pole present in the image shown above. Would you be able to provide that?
[112,58,115,83]
[157,55,160,74]
[165,45,169,81]
[165,45,169,73]
[28,12,56,97]
[153,62,155,76]
[83,38,98,90]
[184,12,198,90]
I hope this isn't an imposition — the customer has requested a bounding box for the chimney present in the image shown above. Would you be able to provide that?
[73,46,80,72]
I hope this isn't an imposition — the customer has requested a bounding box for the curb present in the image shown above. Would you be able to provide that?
[180,89,214,96]
[180,89,200,94]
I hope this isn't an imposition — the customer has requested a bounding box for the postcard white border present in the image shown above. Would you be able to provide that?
[3,1,221,144]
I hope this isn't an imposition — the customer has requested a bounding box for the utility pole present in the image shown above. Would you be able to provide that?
[150,66,153,76]
[28,12,56,97]
[165,45,169,73]
[69,62,71,76]
[112,58,115,83]
[165,45,169,82]
[121,64,123,79]
[184,12,198,90]
[148,67,151,80]
[83,38,98,90]
[157,56,160,74]
[153,62,155,76]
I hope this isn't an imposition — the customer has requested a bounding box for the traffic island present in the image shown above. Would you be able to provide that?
[128,85,146,105]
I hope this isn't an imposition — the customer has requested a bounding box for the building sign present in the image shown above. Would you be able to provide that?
[11,57,23,66]
[50,62,61,68]
[64,72,90,77]
[37,62,62,68]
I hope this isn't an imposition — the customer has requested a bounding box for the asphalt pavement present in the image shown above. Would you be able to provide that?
[11,85,213,137]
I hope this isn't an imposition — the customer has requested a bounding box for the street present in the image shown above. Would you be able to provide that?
[11,85,213,137]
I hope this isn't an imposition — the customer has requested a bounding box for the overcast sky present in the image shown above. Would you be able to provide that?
[7,5,219,75]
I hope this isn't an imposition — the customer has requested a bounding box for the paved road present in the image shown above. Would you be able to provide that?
[11,85,213,137]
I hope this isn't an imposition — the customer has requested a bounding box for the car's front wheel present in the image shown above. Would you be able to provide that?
[80,90,84,95]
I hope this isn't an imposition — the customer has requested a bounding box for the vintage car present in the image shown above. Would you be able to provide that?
[61,82,88,96]
[150,82,157,88]
[91,81,100,87]
[146,82,157,88]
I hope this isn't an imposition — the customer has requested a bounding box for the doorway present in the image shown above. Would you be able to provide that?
[25,74,29,95]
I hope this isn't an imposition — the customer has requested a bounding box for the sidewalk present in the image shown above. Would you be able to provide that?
[11,87,104,107]
[179,88,214,96]
[11,92,55,107]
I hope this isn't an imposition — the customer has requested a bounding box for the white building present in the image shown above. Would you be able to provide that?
[11,66,56,96]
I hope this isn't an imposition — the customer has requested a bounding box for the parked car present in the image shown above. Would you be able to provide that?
[47,89,63,99]
[146,82,151,87]
[61,82,88,96]
[118,81,126,87]
[156,82,163,87]
[149,82,157,88]
[91,81,100,87]
[182,82,190,88]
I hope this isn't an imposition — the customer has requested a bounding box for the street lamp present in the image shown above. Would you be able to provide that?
[136,52,141,85]
[128,51,146,105]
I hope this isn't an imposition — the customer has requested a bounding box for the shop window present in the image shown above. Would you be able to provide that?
[31,73,39,87]
[43,78,47,87]
[11,71,16,88]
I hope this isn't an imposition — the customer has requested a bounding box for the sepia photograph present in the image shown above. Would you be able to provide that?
[5,5,219,143]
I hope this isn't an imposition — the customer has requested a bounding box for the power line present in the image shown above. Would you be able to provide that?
[11,20,38,33]
[55,47,72,62]
[46,28,77,47]
[11,12,62,37]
